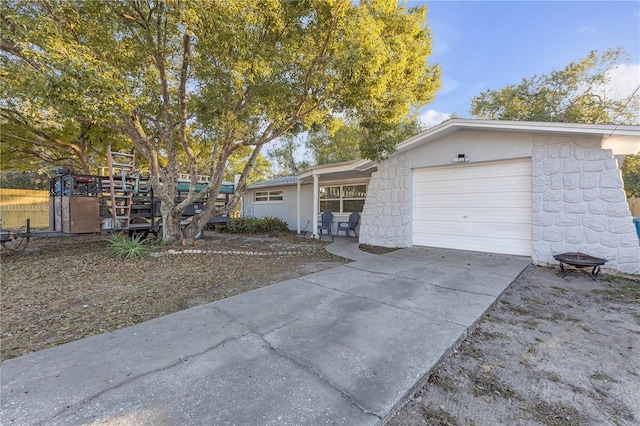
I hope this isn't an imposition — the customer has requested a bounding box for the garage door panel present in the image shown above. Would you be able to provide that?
[413,176,532,194]
[413,232,531,256]
[413,162,531,183]
[412,220,531,238]
[412,232,532,256]
[412,193,532,208]
[412,159,532,256]
[413,208,531,224]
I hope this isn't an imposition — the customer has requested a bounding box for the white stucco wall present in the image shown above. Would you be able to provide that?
[244,178,370,235]
[406,130,534,168]
[242,184,315,233]
[360,130,640,275]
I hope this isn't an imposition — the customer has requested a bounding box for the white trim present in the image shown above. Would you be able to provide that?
[319,183,368,214]
[396,119,640,154]
[315,177,370,186]
[312,175,319,238]
[253,200,284,205]
[352,159,377,171]
[296,180,301,234]
[248,121,638,192]
[254,189,284,203]
[297,160,362,180]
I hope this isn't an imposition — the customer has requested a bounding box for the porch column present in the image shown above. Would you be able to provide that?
[312,174,319,238]
[296,179,301,234]
[234,173,242,217]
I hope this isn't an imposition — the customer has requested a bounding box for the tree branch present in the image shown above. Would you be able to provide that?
[176,27,198,206]
[0,39,43,71]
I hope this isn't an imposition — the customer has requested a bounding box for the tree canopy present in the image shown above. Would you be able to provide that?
[622,153,640,198]
[224,148,273,185]
[470,49,639,125]
[266,135,311,177]
[0,109,127,174]
[1,0,441,242]
[306,117,424,166]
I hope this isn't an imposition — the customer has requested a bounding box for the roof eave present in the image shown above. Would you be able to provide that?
[395,119,640,154]
[352,159,378,171]
[247,181,298,190]
[296,160,363,179]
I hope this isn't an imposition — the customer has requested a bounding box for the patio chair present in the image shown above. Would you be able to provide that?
[337,212,360,237]
[317,211,333,237]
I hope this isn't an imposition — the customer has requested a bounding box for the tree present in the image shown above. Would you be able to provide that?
[0,169,49,190]
[0,107,126,174]
[1,0,440,243]
[224,147,273,185]
[622,153,640,198]
[307,119,362,165]
[307,117,425,165]
[267,135,310,177]
[471,49,639,125]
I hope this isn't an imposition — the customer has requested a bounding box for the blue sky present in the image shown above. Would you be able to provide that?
[409,1,640,126]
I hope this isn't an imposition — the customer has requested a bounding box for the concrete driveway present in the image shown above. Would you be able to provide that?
[1,245,530,425]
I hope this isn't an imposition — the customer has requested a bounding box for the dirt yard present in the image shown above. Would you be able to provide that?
[2,233,639,426]
[388,265,640,426]
[0,232,345,361]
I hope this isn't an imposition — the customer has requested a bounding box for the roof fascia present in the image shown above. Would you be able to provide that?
[297,161,361,179]
[247,180,299,190]
[351,159,378,171]
[395,119,640,154]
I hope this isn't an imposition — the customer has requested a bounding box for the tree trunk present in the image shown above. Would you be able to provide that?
[160,202,183,242]
[182,218,202,246]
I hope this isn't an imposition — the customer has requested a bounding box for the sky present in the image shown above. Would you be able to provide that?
[284,1,640,168]
[409,0,640,127]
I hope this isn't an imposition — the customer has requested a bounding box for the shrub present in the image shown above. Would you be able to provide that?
[106,232,152,259]
[223,216,289,234]
[145,236,170,249]
[258,216,290,233]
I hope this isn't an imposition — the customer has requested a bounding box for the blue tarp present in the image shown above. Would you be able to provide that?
[176,182,234,194]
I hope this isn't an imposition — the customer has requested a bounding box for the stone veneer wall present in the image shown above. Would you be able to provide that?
[359,154,412,248]
[532,136,640,274]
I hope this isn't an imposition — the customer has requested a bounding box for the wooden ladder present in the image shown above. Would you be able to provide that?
[106,146,138,229]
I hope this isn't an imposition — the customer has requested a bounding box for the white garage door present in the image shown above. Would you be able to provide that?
[412,158,532,256]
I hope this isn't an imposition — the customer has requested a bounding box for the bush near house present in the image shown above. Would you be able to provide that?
[222,216,290,234]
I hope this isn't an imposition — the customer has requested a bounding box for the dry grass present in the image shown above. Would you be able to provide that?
[1,232,346,361]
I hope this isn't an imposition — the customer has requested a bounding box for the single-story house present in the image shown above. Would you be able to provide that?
[242,160,374,236]
[243,119,640,274]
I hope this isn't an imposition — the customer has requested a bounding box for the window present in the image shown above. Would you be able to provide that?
[255,190,284,203]
[319,184,367,213]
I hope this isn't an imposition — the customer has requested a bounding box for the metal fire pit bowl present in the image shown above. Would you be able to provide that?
[553,252,607,280]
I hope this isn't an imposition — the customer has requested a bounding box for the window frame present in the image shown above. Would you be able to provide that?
[254,189,284,204]
[319,183,367,213]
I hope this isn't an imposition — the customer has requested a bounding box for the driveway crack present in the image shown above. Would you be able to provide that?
[44,327,252,425]
[258,333,382,421]
[208,304,328,337]
[301,277,470,329]
[209,306,381,420]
